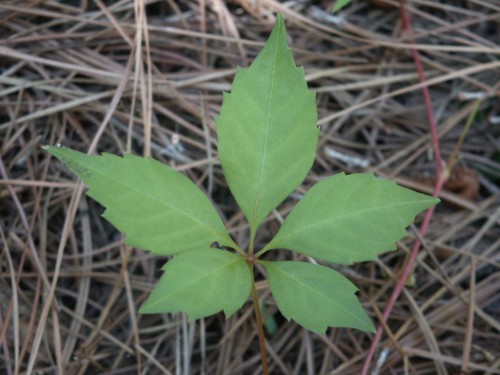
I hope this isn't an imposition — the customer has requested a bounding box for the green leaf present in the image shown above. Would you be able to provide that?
[332,0,352,13]
[140,249,251,319]
[262,261,374,333]
[45,146,237,255]
[263,173,439,263]
[217,14,319,234]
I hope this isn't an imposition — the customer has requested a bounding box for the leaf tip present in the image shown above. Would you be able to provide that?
[138,302,152,315]
[332,0,351,13]
[222,308,236,320]
[355,314,376,333]
[275,13,285,24]
[271,13,287,42]
[43,143,66,151]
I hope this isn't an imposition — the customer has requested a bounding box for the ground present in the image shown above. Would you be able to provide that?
[0,1,499,374]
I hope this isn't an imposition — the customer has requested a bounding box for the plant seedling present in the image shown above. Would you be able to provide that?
[45,15,439,374]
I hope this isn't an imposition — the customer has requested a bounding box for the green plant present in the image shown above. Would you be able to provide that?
[45,15,438,373]
[332,0,352,13]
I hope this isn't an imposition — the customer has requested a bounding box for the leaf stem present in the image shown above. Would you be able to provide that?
[248,228,256,256]
[248,261,269,375]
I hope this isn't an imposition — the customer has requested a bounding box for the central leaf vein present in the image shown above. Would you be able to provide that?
[86,158,228,241]
[251,24,282,235]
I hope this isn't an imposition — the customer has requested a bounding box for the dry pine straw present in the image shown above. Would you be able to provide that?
[0,1,499,374]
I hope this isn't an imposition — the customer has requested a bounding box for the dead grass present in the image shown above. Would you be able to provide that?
[1,1,499,374]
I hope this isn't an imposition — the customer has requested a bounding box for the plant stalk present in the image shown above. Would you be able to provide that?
[249,262,269,375]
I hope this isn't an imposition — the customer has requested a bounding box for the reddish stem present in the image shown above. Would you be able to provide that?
[361,1,446,373]
[248,260,270,375]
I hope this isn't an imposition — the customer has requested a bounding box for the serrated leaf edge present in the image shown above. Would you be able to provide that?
[262,261,374,333]
[46,146,236,250]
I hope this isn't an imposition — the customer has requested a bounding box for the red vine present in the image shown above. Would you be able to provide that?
[361,1,447,373]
